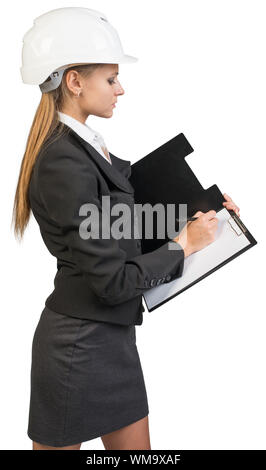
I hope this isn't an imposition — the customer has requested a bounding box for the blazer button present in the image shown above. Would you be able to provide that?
[165,274,171,281]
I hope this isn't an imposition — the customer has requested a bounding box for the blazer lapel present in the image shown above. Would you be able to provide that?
[67,127,134,194]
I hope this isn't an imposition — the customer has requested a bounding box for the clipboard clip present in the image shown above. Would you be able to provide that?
[227,214,247,236]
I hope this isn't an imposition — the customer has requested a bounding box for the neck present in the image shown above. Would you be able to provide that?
[59,106,89,125]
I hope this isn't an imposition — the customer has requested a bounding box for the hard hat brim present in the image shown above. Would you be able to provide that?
[21,55,138,85]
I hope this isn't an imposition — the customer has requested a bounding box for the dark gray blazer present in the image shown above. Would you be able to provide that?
[29,123,185,325]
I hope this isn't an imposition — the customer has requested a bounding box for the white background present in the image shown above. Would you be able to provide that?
[1,0,265,450]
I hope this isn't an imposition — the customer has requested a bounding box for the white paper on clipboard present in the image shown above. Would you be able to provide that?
[144,208,251,310]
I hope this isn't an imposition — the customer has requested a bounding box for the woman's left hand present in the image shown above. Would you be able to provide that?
[222,193,240,216]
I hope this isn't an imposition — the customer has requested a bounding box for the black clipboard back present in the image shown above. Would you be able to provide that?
[130,133,227,253]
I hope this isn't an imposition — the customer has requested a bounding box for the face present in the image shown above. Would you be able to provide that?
[61,64,125,123]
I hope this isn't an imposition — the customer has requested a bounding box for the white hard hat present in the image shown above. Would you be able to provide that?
[20,7,138,92]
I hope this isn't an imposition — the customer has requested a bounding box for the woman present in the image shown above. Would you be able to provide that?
[13,7,240,450]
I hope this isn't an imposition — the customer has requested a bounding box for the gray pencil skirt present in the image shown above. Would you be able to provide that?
[27,306,149,447]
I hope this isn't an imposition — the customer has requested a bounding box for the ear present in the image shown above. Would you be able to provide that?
[65,69,83,93]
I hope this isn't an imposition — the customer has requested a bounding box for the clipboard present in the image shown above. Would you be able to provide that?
[129,133,257,312]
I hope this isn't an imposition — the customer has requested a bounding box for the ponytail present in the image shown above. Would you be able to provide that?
[12,63,101,241]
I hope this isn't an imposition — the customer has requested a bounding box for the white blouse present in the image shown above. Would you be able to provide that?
[57,111,112,164]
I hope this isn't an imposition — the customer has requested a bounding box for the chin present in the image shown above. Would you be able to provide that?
[93,111,112,118]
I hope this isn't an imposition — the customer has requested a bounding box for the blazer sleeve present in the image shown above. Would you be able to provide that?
[37,151,185,306]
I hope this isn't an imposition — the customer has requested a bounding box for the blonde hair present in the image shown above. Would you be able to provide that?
[12,63,103,241]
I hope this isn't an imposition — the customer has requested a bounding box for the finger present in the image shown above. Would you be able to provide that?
[223,202,240,212]
[205,210,217,220]
[223,194,240,212]
[193,211,204,217]
[224,205,240,215]
[223,200,239,208]
[223,193,232,202]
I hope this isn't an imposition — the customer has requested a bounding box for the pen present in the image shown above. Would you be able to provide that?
[176,217,198,223]
[176,209,239,224]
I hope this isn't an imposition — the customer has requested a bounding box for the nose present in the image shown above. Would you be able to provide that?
[115,80,125,96]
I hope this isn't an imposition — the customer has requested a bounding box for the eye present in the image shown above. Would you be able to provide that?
[108,78,116,85]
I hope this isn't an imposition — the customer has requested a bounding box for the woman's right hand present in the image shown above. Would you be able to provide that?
[173,210,218,257]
